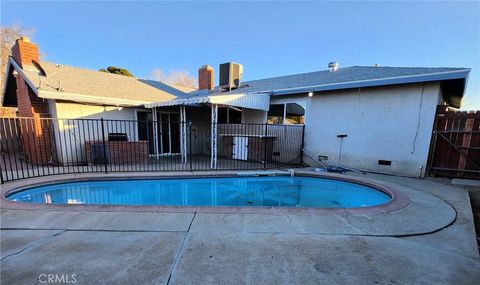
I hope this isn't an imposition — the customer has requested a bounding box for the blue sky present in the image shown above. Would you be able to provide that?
[1,1,479,109]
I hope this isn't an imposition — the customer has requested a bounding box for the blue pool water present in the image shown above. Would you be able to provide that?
[6,176,391,208]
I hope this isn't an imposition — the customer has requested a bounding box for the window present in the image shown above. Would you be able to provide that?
[267,103,305,125]
[285,103,305,124]
[218,106,242,123]
[267,104,285,124]
[136,111,154,154]
[218,107,228,123]
[229,108,242,123]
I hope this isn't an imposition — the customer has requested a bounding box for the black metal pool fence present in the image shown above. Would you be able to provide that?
[0,117,305,183]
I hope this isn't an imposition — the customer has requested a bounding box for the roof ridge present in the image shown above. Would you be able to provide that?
[243,65,469,84]
[350,65,468,69]
[39,61,197,93]
[39,61,193,90]
[40,60,144,80]
[35,61,194,97]
[244,67,345,83]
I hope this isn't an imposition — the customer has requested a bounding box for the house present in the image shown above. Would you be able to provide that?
[1,37,470,177]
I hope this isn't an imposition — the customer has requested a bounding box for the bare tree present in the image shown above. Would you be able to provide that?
[168,70,197,89]
[151,68,197,89]
[1,24,34,96]
[151,68,166,82]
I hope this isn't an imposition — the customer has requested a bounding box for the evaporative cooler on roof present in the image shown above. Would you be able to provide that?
[219,62,243,91]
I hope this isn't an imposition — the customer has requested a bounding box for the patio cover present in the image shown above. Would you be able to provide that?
[144,92,271,111]
[144,92,270,169]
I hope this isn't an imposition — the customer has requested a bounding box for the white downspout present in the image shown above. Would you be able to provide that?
[211,104,218,169]
[180,105,187,164]
[152,107,159,158]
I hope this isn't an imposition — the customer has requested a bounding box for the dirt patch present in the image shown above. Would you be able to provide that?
[426,177,480,250]
[467,188,480,250]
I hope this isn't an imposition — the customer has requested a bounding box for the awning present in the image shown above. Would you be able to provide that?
[145,93,270,111]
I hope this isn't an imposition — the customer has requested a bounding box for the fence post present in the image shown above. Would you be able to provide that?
[100,118,108,174]
[189,121,193,172]
[457,114,475,174]
[426,106,442,177]
[426,130,438,177]
[263,123,268,170]
[300,125,305,166]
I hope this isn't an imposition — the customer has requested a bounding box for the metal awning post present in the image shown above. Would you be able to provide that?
[180,105,187,164]
[152,107,159,159]
[210,104,218,169]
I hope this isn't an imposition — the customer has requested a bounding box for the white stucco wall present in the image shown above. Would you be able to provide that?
[281,83,441,177]
[44,82,441,174]
[241,108,267,124]
[52,102,138,121]
[48,101,140,164]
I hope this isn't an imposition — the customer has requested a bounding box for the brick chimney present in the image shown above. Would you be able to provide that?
[11,36,39,68]
[11,37,52,165]
[198,65,214,90]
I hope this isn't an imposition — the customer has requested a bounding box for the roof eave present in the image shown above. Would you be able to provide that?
[2,57,40,106]
[7,57,40,94]
[458,72,471,107]
[270,69,471,96]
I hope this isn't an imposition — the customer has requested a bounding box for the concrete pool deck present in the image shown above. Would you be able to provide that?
[1,171,479,284]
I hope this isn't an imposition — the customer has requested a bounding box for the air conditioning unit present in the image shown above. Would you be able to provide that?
[219,62,243,91]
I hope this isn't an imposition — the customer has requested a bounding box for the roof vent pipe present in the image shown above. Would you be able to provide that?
[328,62,339,72]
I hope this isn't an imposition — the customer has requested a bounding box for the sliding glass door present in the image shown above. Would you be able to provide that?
[138,111,180,155]
[159,113,180,154]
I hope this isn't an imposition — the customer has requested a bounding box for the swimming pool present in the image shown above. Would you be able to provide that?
[6,176,391,208]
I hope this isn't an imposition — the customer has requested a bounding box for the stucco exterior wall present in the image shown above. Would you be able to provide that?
[293,83,441,177]
[52,102,138,121]
[49,101,140,164]
[42,82,441,174]
[241,108,267,124]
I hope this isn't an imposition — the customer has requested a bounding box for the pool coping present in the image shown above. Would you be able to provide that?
[0,171,410,215]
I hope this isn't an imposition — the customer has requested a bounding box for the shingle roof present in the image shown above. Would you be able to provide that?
[5,57,469,109]
[18,60,191,105]
[202,66,470,96]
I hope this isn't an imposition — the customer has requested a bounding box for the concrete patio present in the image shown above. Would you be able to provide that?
[1,171,479,285]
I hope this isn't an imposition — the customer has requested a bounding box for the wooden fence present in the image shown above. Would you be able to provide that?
[427,105,480,179]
